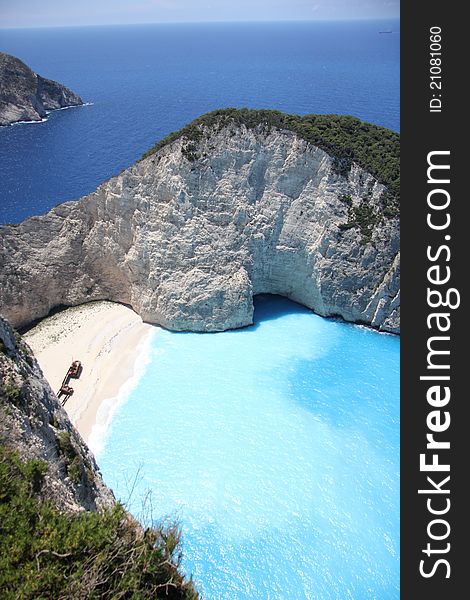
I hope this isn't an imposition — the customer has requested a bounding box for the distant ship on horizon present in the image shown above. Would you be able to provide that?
[379,30,393,34]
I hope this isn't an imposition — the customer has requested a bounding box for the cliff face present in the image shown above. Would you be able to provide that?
[0,52,83,126]
[0,316,114,512]
[0,115,400,333]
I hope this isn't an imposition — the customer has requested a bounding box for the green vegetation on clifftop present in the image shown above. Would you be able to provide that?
[0,446,198,600]
[142,108,400,198]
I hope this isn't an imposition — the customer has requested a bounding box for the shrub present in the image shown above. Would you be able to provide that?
[340,199,381,243]
[339,194,353,206]
[3,382,21,403]
[0,446,198,599]
[141,108,400,203]
[56,431,77,462]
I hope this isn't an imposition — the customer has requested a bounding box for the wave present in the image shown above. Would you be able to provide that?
[354,323,398,337]
[88,327,155,458]
[44,102,94,115]
[10,117,48,126]
[7,102,93,127]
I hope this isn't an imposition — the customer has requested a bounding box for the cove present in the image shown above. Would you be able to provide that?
[97,295,400,599]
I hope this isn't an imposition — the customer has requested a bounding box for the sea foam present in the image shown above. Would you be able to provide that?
[88,327,155,457]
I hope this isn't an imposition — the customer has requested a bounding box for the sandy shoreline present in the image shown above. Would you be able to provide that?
[24,301,154,452]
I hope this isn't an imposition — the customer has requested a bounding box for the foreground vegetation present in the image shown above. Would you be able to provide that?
[142,108,400,199]
[0,445,198,599]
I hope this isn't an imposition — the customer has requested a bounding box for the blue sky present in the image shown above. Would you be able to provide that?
[0,0,399,28]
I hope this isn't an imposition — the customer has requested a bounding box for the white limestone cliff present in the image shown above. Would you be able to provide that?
[0,120,400,333]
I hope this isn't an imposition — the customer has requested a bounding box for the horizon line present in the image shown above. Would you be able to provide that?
[0,16,400,31]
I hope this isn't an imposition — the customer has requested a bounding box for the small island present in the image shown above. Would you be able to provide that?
[0,52,83,126]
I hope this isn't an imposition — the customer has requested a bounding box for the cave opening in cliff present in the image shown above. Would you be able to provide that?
[252,294,310,328]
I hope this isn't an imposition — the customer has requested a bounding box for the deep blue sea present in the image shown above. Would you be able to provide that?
[0,20,399,224]
[1,21,400,599]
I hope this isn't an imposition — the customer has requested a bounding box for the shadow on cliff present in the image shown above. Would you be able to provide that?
[250,294,311,330]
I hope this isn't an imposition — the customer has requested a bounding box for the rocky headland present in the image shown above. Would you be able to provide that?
[0,109,400,333]
[0,108,398,598]
[0,52,83,126]
[0,314,197,597]
[0,315,113,512]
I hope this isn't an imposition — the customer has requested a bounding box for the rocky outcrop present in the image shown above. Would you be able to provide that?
[0,52,83,126]
[0,111,400,333]
[0,316,114,512]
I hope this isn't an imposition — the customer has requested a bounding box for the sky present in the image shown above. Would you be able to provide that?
[0,0,399,28]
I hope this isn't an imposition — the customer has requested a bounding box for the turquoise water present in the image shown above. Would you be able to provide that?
[97,296,399,599]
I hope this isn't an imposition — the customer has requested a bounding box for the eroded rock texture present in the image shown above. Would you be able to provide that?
[0,120,400,333]
[0,316,115,512]
[0,52,83,126]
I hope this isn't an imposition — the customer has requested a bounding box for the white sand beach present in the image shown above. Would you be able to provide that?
[24,301,154,450]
